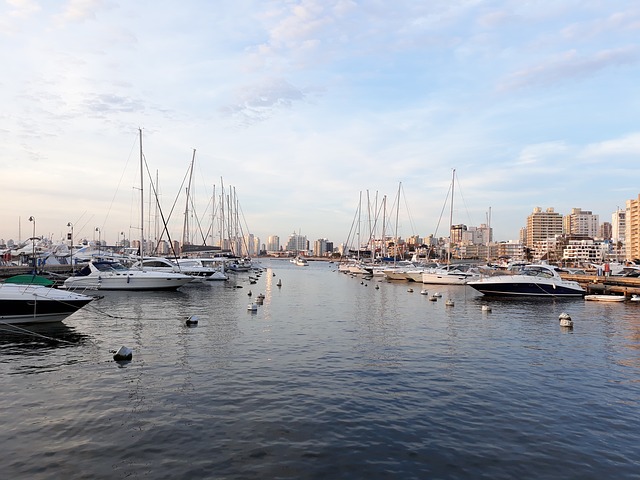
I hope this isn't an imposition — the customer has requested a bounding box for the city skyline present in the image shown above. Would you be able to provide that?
[2,2,640,244]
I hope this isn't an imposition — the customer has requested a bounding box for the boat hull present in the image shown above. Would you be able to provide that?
[584,295,625,302]
[0,284,94,324]
[468,280,584,297]
[64,274,192,291]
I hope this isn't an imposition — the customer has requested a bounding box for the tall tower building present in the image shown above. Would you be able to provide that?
[625,194,640,261]
[612,208,626,244]
[266,235,280,253]
[563,208,599,237]
[526,207,563,248]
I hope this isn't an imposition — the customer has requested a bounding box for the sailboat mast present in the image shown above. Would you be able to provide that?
[139,128,144,258]
[447,169,456,264]
[182,149,196,248]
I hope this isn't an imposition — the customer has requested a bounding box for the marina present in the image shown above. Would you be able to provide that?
[1,258,639,479]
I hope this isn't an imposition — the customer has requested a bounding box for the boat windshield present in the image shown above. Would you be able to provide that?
[94,261,128,272]
[522,266,554,278]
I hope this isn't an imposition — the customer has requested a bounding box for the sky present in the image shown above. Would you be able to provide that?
[1,0,639,248]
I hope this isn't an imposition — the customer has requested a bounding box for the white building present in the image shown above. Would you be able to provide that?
[562,239,608,264]
[266,235,280,253]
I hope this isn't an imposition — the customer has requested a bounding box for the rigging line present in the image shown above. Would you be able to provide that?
[103,132,139,232]
[454,173,475,228]
[83,303,128,319]
[0,322,97,346]
[400,183,418,236]
[141,152,187,257]
[433,181,452,239]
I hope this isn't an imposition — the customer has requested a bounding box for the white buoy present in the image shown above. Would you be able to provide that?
[407,288,414,293]
[445,299,454,306]
[277,279,282,287]
[481,305,492,312]
[185,315,199,326]
[248,303,258,311]
[433,292,442,298]
[113,346,133,362]
[559,312,573,327]
[420,289,428,295]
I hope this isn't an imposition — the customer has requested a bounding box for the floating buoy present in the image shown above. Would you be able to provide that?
[248,290,252,296]
[185,315,199,326]
[375,284,380,289]
[433,292,442,298]
[407,288,414,293]
[559,312,573,328]
[630,294,640,302]
[445,299,454,307]
[429,295,438,302]
[272,272,276,277]
[481,305,492,312]
[248,303,258,311]
[420,289,428,295]
[277,279,282,287]
[113,346,133,362]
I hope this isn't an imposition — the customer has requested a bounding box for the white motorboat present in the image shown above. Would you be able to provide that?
[467,264,585,297]
[293,256,309,266]
[131,257,221,281]
[175,258,229,281]
[421,265,480,285]
[63,260,193,291]
[584,294,625,302]
[0,282,94,324]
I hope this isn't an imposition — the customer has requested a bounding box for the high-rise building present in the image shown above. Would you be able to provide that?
[625,194,640,261]
[266,235,280,253]
[563,208,599,237]
[612,208,626,244]
[313,239,328,257]
[526,207,563,248]
[599,222,612,241]
[286,232,308,254]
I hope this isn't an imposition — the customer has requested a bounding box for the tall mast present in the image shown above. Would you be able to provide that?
[448,169,455,264]
[394,182,401,263]
[182,149,196,248]
[139,128,144,258]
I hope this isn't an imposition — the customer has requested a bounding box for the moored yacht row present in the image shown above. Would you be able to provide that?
[339,260,588,297]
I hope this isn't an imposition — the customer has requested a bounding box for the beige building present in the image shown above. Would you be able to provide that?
[626,194,640,261]
[563,208,599,238]
[526,207,563,248]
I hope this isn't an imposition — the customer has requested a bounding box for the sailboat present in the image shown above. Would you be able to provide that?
[421,169,480,285]
[63,129,194,291]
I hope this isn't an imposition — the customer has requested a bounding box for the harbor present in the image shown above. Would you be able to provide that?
[2,259,640,479]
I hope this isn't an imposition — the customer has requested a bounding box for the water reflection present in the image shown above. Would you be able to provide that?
[0,322,89,355]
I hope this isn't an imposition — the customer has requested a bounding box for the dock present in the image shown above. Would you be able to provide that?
[0,265,75,281]
[561,273,640,297]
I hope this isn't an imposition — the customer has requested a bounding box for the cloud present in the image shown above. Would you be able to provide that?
[219,78,319,125]
[580,133,640,159]
[497,46,640,91]
[54,0,107,26]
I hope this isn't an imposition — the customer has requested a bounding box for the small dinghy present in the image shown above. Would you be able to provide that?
[584,295,625,302]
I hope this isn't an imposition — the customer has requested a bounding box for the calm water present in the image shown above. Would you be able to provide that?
[1,259,639,479]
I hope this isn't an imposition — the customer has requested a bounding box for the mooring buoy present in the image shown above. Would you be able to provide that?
[113,346,133,362]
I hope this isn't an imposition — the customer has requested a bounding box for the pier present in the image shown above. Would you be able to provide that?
[561,273,640,297]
